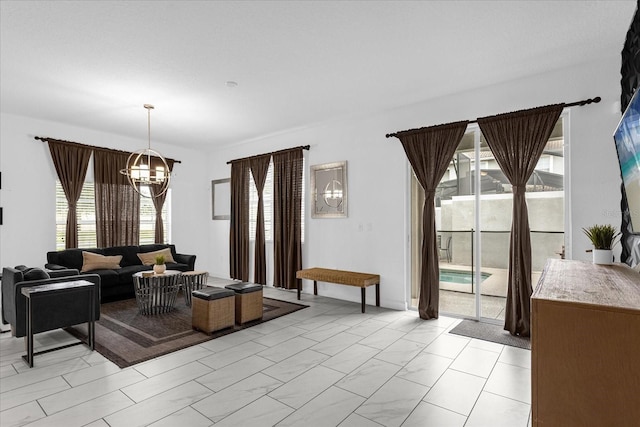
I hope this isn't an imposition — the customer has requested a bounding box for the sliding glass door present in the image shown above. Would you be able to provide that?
[410,118,566,321]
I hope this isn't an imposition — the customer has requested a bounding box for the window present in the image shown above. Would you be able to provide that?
[248,160,305,242]
[139,186,171,245]
[56,181,96,250]
[249,163,274,241]
[55,181,171,249]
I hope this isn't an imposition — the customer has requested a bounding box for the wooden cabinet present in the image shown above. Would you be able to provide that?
[531,259,640,426]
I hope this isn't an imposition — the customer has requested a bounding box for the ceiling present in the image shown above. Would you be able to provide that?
[0,1,636,151]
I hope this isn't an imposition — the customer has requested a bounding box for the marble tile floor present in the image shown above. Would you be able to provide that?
[438,290,507,320]
[0,282,532,427]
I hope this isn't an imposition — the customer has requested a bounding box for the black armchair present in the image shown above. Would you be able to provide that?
[1,267,101,338]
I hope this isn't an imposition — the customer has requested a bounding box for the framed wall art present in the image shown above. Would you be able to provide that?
[311,161,347,218]
[211,178,231,220]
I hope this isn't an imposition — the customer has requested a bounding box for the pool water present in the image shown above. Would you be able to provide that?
[439,269,490,284]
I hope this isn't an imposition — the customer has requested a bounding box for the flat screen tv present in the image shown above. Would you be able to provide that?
[614,88,640,234]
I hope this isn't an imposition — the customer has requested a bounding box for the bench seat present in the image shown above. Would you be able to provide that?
[296,267,380,313]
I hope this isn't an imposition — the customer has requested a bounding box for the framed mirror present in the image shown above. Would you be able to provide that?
[211,178,231,220]
[311,161,347,218]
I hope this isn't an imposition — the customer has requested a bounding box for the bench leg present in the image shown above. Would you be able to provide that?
[297,280,301,300]
[314,280,318,296]
[361,288,366,313]
[376,283,380,307]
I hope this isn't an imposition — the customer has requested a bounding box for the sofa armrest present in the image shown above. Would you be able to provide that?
[3,267,79,324]
[48,268,80,278]
[175,253,196,270]
[2,267,22,325]
[45,263,69,271]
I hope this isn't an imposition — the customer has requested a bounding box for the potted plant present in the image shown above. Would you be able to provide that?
[582,224,620,265]
[153,254,166,274]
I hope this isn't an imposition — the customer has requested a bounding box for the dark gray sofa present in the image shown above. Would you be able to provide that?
[46,244,196,302]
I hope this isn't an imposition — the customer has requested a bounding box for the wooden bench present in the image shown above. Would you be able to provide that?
[296,267,380,313]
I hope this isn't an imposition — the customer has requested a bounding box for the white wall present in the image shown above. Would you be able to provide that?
[207,56,624,310]
[0,113,209,269]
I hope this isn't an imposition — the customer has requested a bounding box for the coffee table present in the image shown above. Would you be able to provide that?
[132,270,182,315]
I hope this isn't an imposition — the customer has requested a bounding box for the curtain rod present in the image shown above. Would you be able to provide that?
[226,145,310,164]
[385,96,601,139]
[34,136,182,164]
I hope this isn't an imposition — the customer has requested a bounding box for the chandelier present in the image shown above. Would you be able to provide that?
[121,104,171,197]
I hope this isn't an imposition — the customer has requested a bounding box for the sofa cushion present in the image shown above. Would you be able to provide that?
[81,251,122,272]
[117,265,152,284]
[137,247,175,265]
[23,268,51,281]
[140,244,178,260]
[49,248,103,271]
[90,269,120,287]
[104,245,142,267]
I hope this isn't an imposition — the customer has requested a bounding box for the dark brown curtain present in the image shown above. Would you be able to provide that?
[398,121,468,320]
[478,104,564,336]
[273,148,303,289]
[250,154,272,285]
[94,149,140,247]
[230,159,250,281]
[149,158,175,243]
[47,140,92,249]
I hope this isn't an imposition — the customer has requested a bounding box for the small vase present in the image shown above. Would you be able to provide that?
[153,264,166,274]
[592,249,613,265]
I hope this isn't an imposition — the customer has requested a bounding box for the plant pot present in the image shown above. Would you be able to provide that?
[153,264,166,274]
[592,249,613,265]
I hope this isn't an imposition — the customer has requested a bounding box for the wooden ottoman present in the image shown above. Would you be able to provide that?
[225,282,263,324]
[181,271,208,307]
[192,287,235,334]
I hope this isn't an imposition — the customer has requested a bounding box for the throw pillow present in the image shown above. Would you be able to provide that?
[137,247,176,265]
[81,251,122,272]
[23,268,51,281]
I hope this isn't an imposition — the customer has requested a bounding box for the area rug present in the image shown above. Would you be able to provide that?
[65,294,307,368]
[449,319,531,349]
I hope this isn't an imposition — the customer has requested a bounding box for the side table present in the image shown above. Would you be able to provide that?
[181,271,208,306]
[132,270,182,315]
[21,280,97,367]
